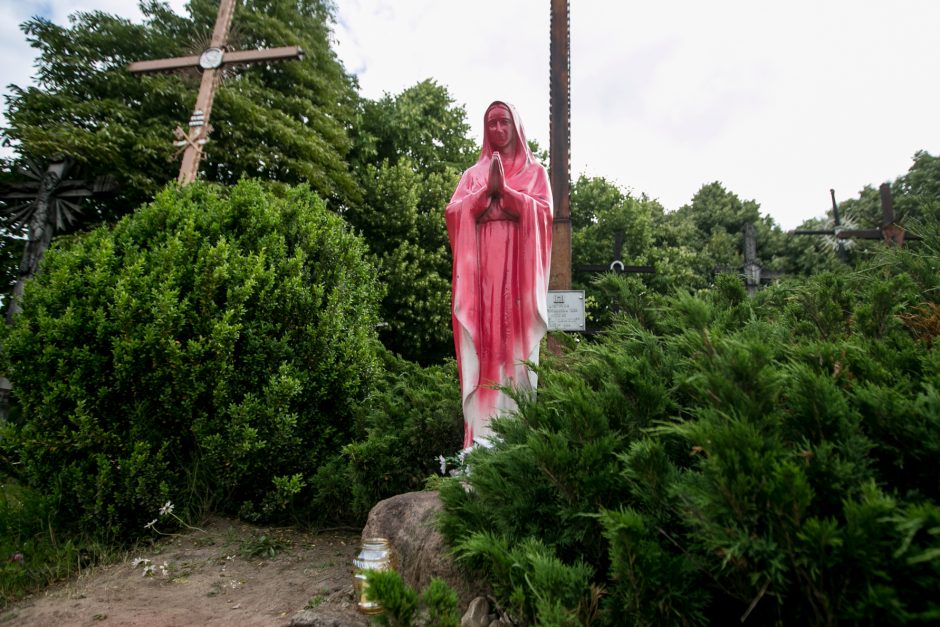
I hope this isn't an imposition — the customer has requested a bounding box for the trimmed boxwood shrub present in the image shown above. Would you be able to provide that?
[1,180,382,538]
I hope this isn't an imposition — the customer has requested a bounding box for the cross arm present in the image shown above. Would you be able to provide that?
[0,191,40,200]
[127,45,303,75]
[791,229,836,236]
[222,46,304,65]
[128,54,201,74]
[835,229,883,239]
[577,263,656,274]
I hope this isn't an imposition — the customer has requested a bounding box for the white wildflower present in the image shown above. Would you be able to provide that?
[159,501,175,516]
[142,563,156,577]
[160,562,169,577]
[144,518,158,530]
[438,454,447,475]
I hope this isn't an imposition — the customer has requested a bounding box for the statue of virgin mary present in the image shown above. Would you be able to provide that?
[445,101,553,449]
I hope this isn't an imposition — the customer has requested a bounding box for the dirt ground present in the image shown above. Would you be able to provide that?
[0,516,372,627]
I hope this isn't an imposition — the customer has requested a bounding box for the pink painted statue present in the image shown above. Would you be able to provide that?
[446,101,553,449]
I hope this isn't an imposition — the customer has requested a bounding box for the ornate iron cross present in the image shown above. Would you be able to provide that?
[793,184,921,249]
[128,0,303,184]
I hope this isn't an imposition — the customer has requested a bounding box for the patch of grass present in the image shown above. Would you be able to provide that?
[191,536,216,548]
[238,534,289,559]
[207,581,223,597]
[305,594,325,609]
[0,478,111,608]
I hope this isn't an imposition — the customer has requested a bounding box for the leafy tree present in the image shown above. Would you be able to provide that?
[1,0,361,309]
[571,175,656,266]
[893,150,940,229]
[350,78,476,179]
[346,80,477,363]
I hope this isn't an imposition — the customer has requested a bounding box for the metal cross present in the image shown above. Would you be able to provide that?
[128,0,303,184]
[1,157,117,322]
[832,183,920,246]
[793,184,920,249]
[576,229,655,276]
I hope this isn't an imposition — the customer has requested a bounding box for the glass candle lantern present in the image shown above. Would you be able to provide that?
[353,537,395,614]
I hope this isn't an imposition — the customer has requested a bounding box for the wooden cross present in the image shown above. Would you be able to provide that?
[128,0,303,184]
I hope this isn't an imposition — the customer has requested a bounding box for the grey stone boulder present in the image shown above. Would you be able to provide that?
[361,491,487,612]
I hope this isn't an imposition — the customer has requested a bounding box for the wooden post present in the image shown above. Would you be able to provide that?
[549,0,571,290]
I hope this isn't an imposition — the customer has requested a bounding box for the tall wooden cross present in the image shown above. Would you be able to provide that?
[128,0,303,184]
[549,0,572,290]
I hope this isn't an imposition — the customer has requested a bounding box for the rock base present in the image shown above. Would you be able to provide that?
[361,491,487,612]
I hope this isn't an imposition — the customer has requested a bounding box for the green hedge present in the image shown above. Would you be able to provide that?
[311,346,463,523]
[439,233,940,625]
[1,180,382,538]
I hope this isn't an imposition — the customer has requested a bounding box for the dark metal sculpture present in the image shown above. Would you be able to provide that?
[1,157,117,321]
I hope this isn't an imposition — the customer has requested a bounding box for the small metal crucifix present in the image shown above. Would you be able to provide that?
[128,0,303,184]
[576,230,655,276]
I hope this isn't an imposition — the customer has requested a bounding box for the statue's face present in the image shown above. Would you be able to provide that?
[485,105,515,153]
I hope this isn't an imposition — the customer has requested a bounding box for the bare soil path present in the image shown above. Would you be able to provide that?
[1,516,371,627]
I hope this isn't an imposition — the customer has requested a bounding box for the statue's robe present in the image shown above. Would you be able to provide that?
[445,102,553,449]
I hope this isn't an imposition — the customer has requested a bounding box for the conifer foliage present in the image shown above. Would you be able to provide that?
[439,231,940,625]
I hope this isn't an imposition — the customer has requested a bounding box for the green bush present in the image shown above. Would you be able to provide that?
[311,347,462,522]
[439,232,940,625]
[0,180,381,539]
[364,569,460,627]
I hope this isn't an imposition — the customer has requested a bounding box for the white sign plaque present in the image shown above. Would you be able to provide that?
[547,290,585,331]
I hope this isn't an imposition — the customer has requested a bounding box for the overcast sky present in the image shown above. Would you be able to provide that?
[2,1,938,229]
